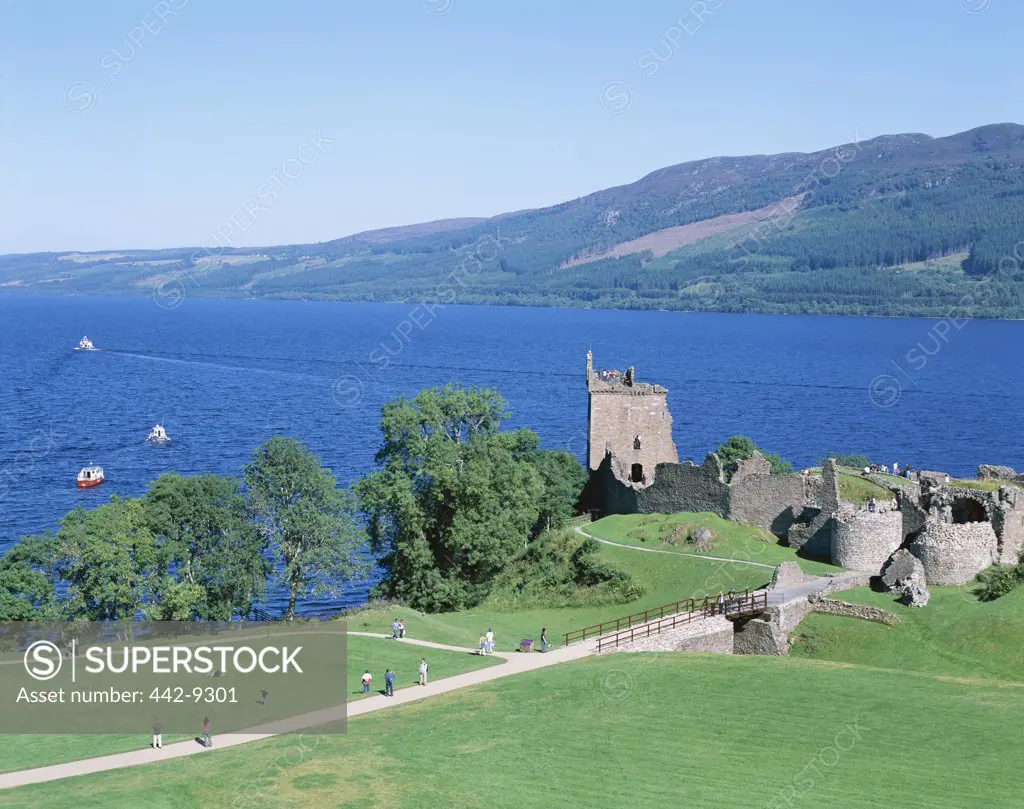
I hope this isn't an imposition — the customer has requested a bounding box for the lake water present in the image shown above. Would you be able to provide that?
[2,295,1023,614]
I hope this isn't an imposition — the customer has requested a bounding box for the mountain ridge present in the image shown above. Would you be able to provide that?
[5,123,1024,318]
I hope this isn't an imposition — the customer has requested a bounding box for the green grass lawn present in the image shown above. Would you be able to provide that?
[4,653,1022,808]
[583,512,843,576]
[790,584,1024,681]
[345,540,772,649]
[836,473,892,504]
[0,635,498,775]
[950,478,1010,492]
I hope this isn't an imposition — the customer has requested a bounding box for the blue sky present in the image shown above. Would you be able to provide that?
[0,0,1019,253]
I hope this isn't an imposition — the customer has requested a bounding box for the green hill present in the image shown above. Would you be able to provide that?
[6,123,1024,316]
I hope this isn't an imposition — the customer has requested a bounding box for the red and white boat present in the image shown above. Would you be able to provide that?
[76,465,104,488]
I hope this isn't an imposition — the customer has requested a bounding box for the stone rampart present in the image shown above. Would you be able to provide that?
[831,507,903,574]
[909,521,999,585]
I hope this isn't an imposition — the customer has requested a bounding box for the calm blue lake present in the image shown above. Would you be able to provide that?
[2,295,1022,614]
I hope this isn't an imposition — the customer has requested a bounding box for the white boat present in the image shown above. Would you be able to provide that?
[75,336,97,351]
[147,424,170,444]
[76,465,104,489]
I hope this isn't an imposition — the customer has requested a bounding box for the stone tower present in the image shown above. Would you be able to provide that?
[586,351,678,484]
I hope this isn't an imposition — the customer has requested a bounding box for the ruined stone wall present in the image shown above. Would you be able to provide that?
[991,487,1024,565]
[634,454,730,516]
[831,507,904,574]
[909,521,999,585]
[806,595,899,626]
[730,472,819,538]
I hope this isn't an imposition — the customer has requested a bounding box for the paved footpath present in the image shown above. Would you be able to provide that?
[0,633,599,791]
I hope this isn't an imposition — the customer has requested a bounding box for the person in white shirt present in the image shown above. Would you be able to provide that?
[361,670,372,695]
[485,628,494,655]
[418,658,428,685]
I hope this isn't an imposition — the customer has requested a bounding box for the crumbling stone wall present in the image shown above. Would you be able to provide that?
[831,506,903,574]
[806,595,899,626]
[991,487,1024,564]
[633,454,730,515]
[909,521,999,585]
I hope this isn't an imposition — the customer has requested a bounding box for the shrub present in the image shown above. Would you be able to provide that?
[974,563,1024,601]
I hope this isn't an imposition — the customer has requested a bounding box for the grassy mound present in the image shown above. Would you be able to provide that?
[346,539,771,648]
[4,653,1021,808]
[791,585,1024,681]
[0,635,498,775]
[584,512,842,576]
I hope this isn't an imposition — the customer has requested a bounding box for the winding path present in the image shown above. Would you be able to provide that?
[576,525,777,569]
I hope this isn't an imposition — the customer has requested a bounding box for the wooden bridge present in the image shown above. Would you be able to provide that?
[561,590,769,653]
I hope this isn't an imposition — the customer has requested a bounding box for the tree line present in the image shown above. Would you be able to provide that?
[0,385,587,621]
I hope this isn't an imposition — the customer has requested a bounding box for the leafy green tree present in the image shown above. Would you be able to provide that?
[144,473,270,620]
[244,437,366,620]
[49,498,160,621]
[716,435,793,481]
[0,536,56,620]
[533,448,588,536]
[356,385,584,611]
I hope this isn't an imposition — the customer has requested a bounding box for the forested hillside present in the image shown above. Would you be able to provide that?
[5,123,1024,317]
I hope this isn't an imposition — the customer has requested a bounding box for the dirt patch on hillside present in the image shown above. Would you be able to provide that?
[562,194,804,267]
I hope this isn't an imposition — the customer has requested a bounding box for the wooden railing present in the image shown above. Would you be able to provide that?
[561,590,753,647]
[594,590,768,653]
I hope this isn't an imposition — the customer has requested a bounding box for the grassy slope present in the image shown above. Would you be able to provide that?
[791,585,1024,681]
[583,512,843,576]
[345,540,772,648]
[0,635,498,775]
[4,653,1022,808]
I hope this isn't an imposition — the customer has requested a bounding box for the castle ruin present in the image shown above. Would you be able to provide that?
[581,352,1024,587]
[586,350,678,485]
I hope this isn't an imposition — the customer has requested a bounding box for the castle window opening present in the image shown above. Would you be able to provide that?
[951,496,987,524]
[630,463,644,483]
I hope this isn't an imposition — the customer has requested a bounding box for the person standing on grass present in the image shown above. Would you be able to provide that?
[399,619,406,639]
[392,619,399,639]
[260,689,269,705]
[419,658,428,686]
[361,670,372,694]
[152,718,162,749]
[202,717,212,748]
[384,668,395,697]
[485,628,494,654]
[540,628,548,653]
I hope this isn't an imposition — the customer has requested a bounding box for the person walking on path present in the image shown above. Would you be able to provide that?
[418,658,428,686]
[384,668,395,697]
[398,619,406,639]
[201,717,212,748]
[361,670,372,695]
[152,719,162,749]
[392,619,399,639]
[540,628,548,653]
[485,628,494,654]
[260,689,269,705]
[479,633,487,655]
